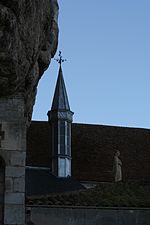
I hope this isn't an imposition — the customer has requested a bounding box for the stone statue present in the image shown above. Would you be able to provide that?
[113,150,122,182]
[0,0,59,121]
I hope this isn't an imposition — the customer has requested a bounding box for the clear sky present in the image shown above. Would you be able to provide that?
[33,0,150,129]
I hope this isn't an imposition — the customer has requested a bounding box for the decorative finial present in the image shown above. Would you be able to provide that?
[55,51,66,66]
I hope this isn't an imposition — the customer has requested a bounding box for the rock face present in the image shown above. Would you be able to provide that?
[0,0,59,121]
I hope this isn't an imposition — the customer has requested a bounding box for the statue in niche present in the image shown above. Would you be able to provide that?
[113,150,122,182]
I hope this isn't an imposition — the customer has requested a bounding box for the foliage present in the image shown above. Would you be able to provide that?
[27,182,150,207]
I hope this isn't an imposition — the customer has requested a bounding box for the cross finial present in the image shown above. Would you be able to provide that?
[55,51,66,66]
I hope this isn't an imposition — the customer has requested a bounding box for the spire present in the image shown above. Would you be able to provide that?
[47,51,73,177]
[51,52,70,111]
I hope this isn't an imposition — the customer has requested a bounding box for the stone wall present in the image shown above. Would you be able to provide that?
[27,205,150,225]
[0,96,26,225]
[0,0,59,121]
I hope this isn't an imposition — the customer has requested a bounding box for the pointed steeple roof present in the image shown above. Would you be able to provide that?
[51,65,70,111]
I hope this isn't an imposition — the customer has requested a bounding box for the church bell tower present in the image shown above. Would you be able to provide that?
[47,52,74,177]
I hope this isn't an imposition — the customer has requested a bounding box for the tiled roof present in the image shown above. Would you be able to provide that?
[27,121,150,182]
[27,121,51,167]
[26,167,85,197]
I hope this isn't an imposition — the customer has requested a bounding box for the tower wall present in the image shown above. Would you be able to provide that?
[0,96,26,225]
[48,111,73,177]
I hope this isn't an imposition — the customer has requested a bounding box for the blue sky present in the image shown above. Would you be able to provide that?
[33,0,150,128]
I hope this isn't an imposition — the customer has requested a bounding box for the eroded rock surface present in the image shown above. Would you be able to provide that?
[0,0,59,121]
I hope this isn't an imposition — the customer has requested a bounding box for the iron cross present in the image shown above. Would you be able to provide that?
[55,51,66,66]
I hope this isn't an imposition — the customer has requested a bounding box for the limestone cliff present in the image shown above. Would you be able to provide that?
[0,0,59,121]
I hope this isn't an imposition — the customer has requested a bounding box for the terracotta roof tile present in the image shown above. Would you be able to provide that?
[27,121,150,182]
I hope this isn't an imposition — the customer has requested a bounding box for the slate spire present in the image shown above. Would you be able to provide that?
[51,65,70,111]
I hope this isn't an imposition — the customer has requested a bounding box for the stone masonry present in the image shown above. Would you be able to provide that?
[0,96,26,225]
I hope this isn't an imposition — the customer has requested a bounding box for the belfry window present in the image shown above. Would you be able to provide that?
[58,157,71,177]
[66,123,71,156]
[59,121,65,155]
